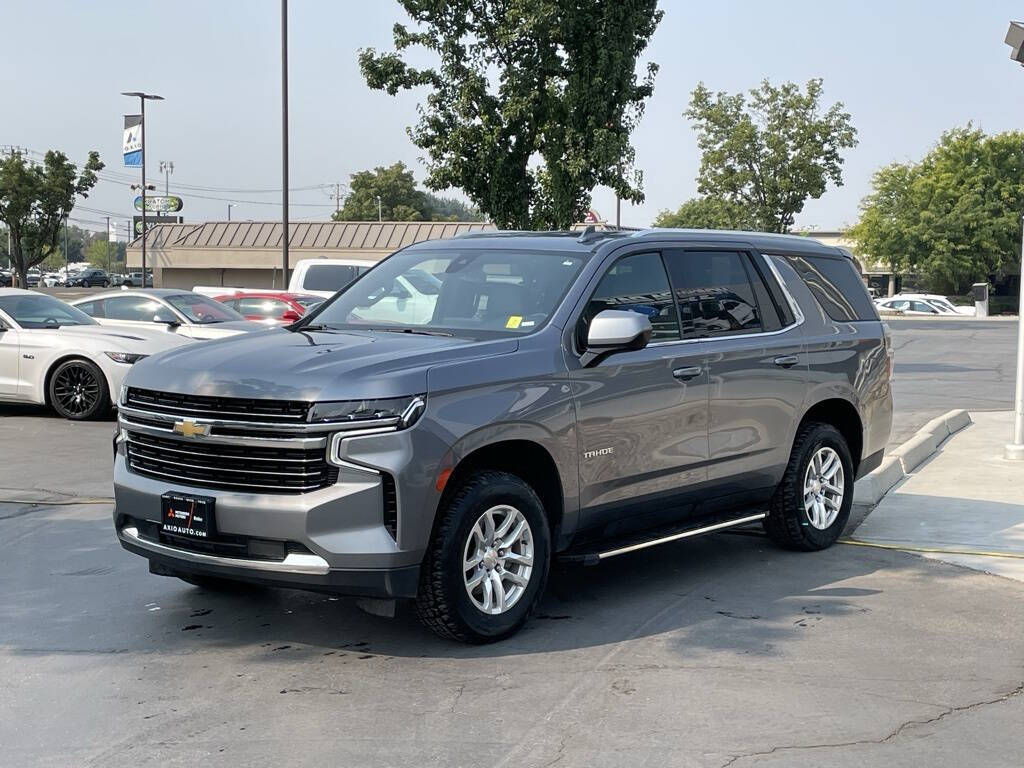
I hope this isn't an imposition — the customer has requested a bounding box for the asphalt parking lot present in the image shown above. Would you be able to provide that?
[2,317,1022,767]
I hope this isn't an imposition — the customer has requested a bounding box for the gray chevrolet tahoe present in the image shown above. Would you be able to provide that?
[113,229,892,642]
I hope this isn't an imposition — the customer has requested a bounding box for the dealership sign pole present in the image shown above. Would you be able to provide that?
[1003,22,1024,460]
[122,92,163,284]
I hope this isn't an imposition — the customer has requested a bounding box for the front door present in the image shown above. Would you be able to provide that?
[568,251,710,537]
[0,320,19,397]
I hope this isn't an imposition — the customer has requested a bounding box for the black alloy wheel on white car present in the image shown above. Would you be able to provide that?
[48,359,109,420]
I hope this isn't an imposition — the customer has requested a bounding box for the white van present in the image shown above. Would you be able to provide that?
[194,258,374,301]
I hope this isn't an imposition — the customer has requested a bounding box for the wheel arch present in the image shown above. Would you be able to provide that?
[797,397,863,475]
[42,353,114,408]
[439,439,566,550]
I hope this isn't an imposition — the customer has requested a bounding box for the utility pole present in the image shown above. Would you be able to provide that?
[336,182,342,216]
[281,0,290,284]
[122,91,163,283]
[159,160,174,195]
[63,217,69,279]
[228,204,235,222]
[105,216,112,273]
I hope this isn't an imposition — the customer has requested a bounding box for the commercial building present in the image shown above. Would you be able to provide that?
[126,220,495,289]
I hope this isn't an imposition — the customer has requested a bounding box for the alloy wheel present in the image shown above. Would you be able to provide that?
[53,364,101,417]
[462,504,534,615]
[803,447,845,529]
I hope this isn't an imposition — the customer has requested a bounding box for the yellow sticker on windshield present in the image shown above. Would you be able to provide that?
[505,315,523,329]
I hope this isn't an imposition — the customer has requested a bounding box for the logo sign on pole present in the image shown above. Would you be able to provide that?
[133,195,184,213]
[133,215,182,236]
[123,115,143,167]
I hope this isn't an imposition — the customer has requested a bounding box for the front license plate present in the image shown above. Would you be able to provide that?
[161,493,215,540]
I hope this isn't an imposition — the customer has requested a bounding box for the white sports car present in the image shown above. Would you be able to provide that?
[0,289,192,420]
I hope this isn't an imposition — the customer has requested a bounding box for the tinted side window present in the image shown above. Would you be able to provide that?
[74,300,101,317]
[304,264,359,292]
[583,252,680,343]
[664,251,761,338]
[785,255,878,322]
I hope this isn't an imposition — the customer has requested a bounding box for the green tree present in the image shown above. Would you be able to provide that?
[359,0,663,229]
[334,162,429,221]
[848,162,919,281]
[0,149,103,286]
[422,192,484,222]
[851,126,1024,294]
[85,237,122,273]
[685,79,857,233]
[653,196,759,230]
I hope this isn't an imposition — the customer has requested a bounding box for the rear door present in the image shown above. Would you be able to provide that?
[568,250,710,535]
[663,249,807,511]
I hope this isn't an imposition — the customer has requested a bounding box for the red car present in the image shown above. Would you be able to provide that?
[213,291,326,325]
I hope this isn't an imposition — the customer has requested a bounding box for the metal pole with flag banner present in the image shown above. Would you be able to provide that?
[123,115,142,166]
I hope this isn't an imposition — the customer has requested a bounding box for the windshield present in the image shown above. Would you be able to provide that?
[165,293,246,324]
[0,293,98,328]
[303,247,589,338]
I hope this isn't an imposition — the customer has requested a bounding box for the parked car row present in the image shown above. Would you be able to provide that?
[875,293,975,316]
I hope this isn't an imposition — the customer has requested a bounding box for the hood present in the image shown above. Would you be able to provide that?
[126,328,518,402]
[55,324,192,351]
[181,319,267,340]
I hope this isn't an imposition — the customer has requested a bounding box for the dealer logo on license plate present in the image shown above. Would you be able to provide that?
[163,501,208,538]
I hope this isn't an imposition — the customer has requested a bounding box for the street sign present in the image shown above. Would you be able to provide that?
[134,195,184,213]
[134,215,183,235]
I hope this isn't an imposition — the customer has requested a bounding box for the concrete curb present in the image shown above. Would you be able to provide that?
[853,409,973,505]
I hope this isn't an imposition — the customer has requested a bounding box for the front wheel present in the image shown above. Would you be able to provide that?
[763,422,853,551]
[416,470,551,643]
[48,359,109,420]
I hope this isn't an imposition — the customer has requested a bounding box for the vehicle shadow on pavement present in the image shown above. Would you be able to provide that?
[3,502,1008,663]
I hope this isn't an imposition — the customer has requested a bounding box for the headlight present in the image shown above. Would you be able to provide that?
[104,351,148,365]
[309,395,425,428]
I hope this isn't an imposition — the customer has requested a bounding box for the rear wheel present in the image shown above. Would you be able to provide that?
[416,471,550,643]
[48,359,109,420]
[764,422,853,551]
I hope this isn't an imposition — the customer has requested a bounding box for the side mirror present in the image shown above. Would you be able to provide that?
[152,312,180,327]
[280,309,302,323]
[581,309,652,367]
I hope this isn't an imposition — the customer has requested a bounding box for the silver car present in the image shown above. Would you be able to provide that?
[113,230,893,642]
[71,289,264,340]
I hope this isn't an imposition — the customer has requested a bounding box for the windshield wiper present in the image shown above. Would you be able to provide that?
[365,326,454,337]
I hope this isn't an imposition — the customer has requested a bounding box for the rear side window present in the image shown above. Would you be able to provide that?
[664,250,762,338]
[304,264,361,292]
[785,255,877,322]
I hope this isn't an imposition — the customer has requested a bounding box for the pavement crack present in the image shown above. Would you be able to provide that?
[719,681,1024,767]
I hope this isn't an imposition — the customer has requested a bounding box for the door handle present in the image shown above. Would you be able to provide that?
[673,366,703,381]
[774,355,799,368]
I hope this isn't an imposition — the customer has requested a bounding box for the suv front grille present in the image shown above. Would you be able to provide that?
[125,431,338,493]
[125,387,311,423]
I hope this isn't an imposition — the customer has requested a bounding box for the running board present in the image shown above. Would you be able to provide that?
[558,513,767,566]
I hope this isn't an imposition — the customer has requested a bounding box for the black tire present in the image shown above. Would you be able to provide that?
[48,359,109,420]
[763,422,854,551]
[416,470,551,643]
[102,280,110,287]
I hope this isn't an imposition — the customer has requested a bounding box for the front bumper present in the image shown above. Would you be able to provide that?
[117,524,420,598]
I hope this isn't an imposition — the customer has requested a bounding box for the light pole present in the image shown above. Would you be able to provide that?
[1001,21,1024,460]
[228,204,235,222]
[122,91,163,283]
[377,195,382,222]
[281,0,290,284]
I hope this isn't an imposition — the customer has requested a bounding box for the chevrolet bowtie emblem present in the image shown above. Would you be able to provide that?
[172,419,209,438]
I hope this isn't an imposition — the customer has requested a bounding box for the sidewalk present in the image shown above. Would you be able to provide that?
[853,410,1024,581]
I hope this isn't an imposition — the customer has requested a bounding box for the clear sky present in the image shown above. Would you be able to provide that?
[3,1,1024,235]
